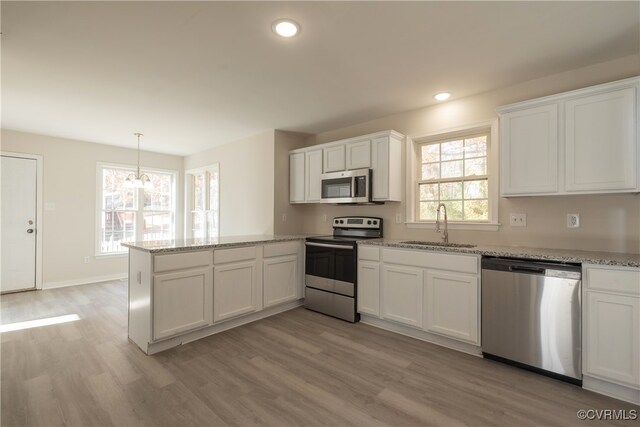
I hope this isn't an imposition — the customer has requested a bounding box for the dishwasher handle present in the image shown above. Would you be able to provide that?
[508,265,545,275]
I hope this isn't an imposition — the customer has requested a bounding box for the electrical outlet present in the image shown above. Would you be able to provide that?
[509,213,527,227]
[567,213,580,228]
[395,213,402,224]
[281,213,287,222]
[83,256,90,264]
[322,214,327,222]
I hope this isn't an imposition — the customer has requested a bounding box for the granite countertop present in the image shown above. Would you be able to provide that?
[121,234,312,253]
[358,239,640,268]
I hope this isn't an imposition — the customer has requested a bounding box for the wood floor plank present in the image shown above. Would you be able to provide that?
[1,280,638,427]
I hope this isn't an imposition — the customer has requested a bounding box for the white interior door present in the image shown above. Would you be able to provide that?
[1,155,37,293]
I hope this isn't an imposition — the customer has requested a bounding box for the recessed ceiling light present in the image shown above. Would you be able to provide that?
[272,19,300,38]
[434,92,451,101]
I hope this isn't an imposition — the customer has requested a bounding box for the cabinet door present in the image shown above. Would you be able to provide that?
[346,139,371,170]
[263,255,298,308]
[500,104,559,195]
[323,145,346,172]
[381,265,423,328]
[305,150,322,202]
[565,87,637,192]
[214,260,259,322]
[153,267,213,340]
[289,152,305,203]
[357,260,380,316]
[585,292,640,386]
[371,136,390,200]
[424,271,479,344]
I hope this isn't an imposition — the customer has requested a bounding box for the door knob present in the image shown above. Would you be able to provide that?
[27,229,34,234]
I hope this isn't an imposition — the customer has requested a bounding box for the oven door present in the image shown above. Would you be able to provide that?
[305,241,355,296]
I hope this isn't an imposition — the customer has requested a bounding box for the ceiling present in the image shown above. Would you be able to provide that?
[2,1,638,156]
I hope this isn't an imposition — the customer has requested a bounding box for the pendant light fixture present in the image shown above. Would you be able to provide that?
[125,132,152,188]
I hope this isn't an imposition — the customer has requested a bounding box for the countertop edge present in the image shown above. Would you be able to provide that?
[357,240,640,268]
[122,236,308,254]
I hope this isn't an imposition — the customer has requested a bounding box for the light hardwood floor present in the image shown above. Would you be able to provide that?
[1,280,638,426]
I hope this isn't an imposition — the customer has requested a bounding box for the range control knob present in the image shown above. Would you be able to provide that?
[373,220,378,225]
[367,220,372,225]
[340,220,344,224]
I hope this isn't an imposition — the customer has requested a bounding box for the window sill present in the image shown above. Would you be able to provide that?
[405,221,501,231]
[94,253,128,259]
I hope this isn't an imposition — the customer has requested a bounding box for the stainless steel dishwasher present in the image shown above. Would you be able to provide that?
[481,257,582,384]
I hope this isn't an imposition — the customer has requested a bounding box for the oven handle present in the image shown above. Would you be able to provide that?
[305,242,352,249]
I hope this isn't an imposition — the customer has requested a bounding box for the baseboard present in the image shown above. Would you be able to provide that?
[360,314,482,357]
[43,273,127,290]
[583,375,640,405]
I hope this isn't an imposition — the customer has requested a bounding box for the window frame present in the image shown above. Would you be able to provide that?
[405,120,500,231]
[95,162,178,256]
[184,164,220,240]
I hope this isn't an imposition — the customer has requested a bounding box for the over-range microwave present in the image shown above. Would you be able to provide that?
[320,168,371,204]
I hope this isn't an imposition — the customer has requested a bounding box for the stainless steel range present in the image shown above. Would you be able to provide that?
[304,216,383,322]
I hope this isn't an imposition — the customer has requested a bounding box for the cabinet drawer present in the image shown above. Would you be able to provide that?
[382,248,478,274]
[358,246,380,261]
[214,246,257,264]
[264,241,301,258]
[586,266,640,296]
[154,251,212,273]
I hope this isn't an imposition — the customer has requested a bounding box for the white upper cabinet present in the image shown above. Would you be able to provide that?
[500,104,559,195]
[345,139,371,170]
[498,77,639,197]
[565,87,637,192]
[323,145,346,172]
[305,149,322,202]
[289,130,404,203]
[289,152,305,203]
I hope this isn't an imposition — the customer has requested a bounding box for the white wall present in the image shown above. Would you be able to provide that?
[0,129,184,287]
[296,54,640,254]
[184,130,275,237]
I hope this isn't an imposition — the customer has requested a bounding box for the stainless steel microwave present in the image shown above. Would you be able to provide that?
[320,168,371,204]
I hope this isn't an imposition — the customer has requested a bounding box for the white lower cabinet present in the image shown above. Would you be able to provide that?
[585,292,639,386]
[263,255,298,308]
[214,260,260,322]
[358,246,480,349]
[153,267,213,341]
[582,264,640,404]
[381,264,424,328]
[424,271,479,344]
[357,260,380,316]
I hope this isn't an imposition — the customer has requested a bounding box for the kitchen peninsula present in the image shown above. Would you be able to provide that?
[122,235,306,354]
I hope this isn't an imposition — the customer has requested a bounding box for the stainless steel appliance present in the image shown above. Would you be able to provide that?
[304,216,383,322]
[320,169,371,204]
[482,257,582,384]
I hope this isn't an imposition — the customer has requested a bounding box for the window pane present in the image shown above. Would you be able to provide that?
[419,183,438,201]
[208,170,219,211]
[464,157,486,177]
[464,136,487,158]
[440,182,462,200]
[144,172,172,210]
[143,212,172,241]
[442,201,463,221]
[420,202,439,220]
[103,168,135,210]
[441,140,463,161]
[421,163,440,180]
[192,212,206,239]
[207,210,218,238]
[441,160,463,178]
[464,180,488,199]
[101,211,135,253]
[193,173,205,211]
[464,200,488,221]
[421,144,439,163]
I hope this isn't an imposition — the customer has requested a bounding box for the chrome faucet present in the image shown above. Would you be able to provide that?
[435,203,449,244]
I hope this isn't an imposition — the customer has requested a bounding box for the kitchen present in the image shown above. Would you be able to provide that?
[1,1,639,426]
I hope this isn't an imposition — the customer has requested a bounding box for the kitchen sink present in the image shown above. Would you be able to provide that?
[401,241,477,248]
